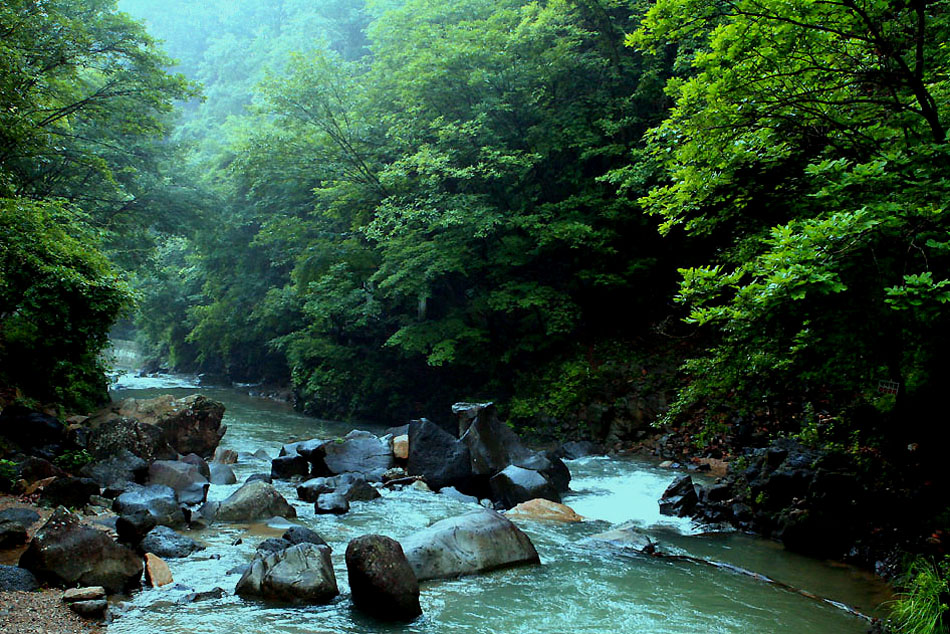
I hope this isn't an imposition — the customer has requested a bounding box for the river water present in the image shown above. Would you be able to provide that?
[106,372,889,634]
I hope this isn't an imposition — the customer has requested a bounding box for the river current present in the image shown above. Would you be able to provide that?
[106,372,889,634]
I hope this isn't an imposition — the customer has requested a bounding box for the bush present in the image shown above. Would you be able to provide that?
[889,556,950,634]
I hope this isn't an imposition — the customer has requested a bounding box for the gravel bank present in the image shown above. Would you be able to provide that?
[0,589,104,634]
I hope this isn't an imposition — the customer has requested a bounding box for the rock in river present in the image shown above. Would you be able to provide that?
[140,526,204,559]
[400,509,540,581]
[321,430,394,477]
[346,534,421,622]
[489,465,560,508]
[211,480,296,522]
[235,543,338,603]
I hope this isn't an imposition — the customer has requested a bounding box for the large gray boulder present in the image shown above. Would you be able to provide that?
[148,460,209,506]
[87,418,175,463]
[346,534,421,622]
[80,450,148,490]
[407,418,473,491]
[113,484,186,528]
[321,430,394,477]
[659,474,699,518]
[489,465,560,508]
[18,508,143,594]
[235,543,337,603]
[400,509,540,581]
[213,480,296,522]
[209,463,237,485]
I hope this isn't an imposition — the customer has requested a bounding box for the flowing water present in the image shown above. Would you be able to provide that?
[106,372,890,634]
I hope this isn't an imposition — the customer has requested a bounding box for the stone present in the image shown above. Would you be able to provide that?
[282,526,328,548]
[452,402,494,437]
[400,509,540,581]
[0,565,38,591]
[102,394,227,457]
[145,553,173,587]
[257,538,291,555]
[18,507,144,593]
[553,440,602,460]
[407,418,473,491]
[140,526,204,559]
[87,417,174,463]
[235,543,338,603]
[297,477,334,503]
[337,474,381,503]
[80,448,148,492]
[213,480,296,522]
[116,509,157,546]
[459,408,533,476]
[179,453,211,480]
[0,508,39,549]
[213,447,238,464]
[392,435,409,461]
[180,587,227,603]
[489,465,560,509]
[346,534,421,622]
[270,454,311,480]
[148,460,209,506]
[69,599,108,619]
[18,457,68,483]
[113,484,186,528]
[506,499,583,523]
[315,491,349,515]
[440,487,479,505]
[0,405,66,450]
[658,475,699,517]
[321,430,394,477]
[245,473,272,484]
[63,586,106,602]
[516,451,571,493]
[587,523,659,555]
[209,463,237,485]
[41,476,100,509]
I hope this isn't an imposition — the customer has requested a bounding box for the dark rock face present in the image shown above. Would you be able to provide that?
[140,526,204,559]
[0,405,66,451]
[297,477,335,503]
[42,477,100,509]
[213,480,296,522]
[489,465,560,508]
[18,508,143,593]
[116,509,157,546]
[0,564,39,591]
[460,406,532,477]
[407,418,473,491]
[148,460,209,506]
[18,457,68,483]
[337,474,381,503]
[400,509,540,581]
[88,418,175,463]
[80,450,148,490]
[321,430,394,477]
[113,484,186,528]
[179,454,211,480]
[516,452,571,493]
[658,475,699,518]
[282,526,327,548]
[69,599,109,619]
[235,543,338,603]
[554,440,603,460]
[0,508,40,549]
[271,454,311,480]
[245,473,272,484]
[345,534,421,622]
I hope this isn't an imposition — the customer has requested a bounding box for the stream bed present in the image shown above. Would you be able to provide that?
[106,373,889,634]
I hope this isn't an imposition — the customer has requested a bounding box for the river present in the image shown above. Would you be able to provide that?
[106,372,889,634]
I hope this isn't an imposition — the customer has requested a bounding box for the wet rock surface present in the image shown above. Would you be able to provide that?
[140,526,204,559]
[212,480,296,522]
[345,534,421,622]
[235,542,338,603]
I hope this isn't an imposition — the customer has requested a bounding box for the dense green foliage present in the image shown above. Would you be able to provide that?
[890,556,950,634]
[0,0,193,409]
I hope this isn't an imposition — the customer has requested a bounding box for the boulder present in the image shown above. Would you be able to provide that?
[321,430,394,477]
[213,480,296,522]
[587,523,659,555]
[439,487,479,505]
[0,564,38,591]
[554,440,603,460]
[392,435,409,461]
[80,450,148,490]
[17,457,68,483]
[516,452,571,493]
[297,477,334,503]
[407,419,473,491]
[213,447,238,464]
[41,477,100,509]
[87,417,175,463]
[257,538,291,555]
[315,492,349,515]
[270,454,310,480]
[658,475,699,517]
[452,402,494,437]
[337,474,381,503]
[18,507,143,593]
[63,586,106,602]
[140,526,204,559]
[179,453,211,480]
[400,509,540,581]
[506,499,583,523]
[459,407,532,476]
[282,526,328,548]
[116,509,157,546]
[105,394,227,458]
[69,599,109,619]
[144,553,173,587]
[148,460,209,506]
[245,473,272,485]
[0,405,66,451]
[113,484,186,528]
[346,534,421,622]
[0,508,39,548]
[489,465,560,509]
[209,463,237,485]
[235,543,338,603]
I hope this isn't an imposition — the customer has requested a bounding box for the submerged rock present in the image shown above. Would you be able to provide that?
[346,534,421,622]
[400,509,540,581]
[235,543,338,603]
[506,499,583,523]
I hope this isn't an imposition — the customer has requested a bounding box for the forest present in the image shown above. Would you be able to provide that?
[1,0,949,630]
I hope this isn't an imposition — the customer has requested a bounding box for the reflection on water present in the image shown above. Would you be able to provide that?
[107,372,888,634]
